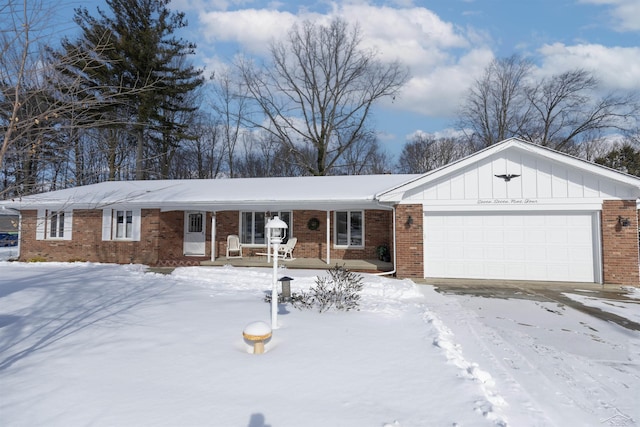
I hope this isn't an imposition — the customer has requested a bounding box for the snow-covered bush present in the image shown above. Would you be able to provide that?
[266,265,364,312]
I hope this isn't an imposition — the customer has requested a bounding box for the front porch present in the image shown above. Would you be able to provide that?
[200,256,394,273]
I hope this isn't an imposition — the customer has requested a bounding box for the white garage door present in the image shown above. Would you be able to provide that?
[424,212,599,282]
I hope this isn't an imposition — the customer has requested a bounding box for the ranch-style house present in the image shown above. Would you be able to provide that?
[2,138,639,286]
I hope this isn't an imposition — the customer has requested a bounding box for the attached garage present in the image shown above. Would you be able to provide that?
[379,138,640,285]
[424,211,600,282]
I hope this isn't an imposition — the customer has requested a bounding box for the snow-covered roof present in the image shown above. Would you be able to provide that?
[0,174,421,211]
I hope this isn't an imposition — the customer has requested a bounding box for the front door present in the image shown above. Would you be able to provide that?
[184,211,206,256]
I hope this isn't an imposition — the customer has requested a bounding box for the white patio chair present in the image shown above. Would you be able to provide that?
[226,234,243,258]
[277,237,297,260]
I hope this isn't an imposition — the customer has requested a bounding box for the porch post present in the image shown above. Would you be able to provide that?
[326,210,330,264]
[211,213,216,261]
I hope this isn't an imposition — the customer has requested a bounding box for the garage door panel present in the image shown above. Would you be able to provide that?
[504,216,525,226]
[486,247,505,260]
[464,246,484,260]
[424,212,597,282]
[449,229,465,242]
[548,246,568,259]
[486,263,506,277]
[505,229,525,243]
[524,230,546,243]
[548,230,569,244]
[505,247,526,261]
[465,229,483,242]
[569,246,592,261]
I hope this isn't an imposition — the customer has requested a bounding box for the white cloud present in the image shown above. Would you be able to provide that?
[188,0,639,141]
[579,0,640,31]
[406,127,466,142]
[393,47,494,117]
[195,2,494,118]
[537,43,640,91]
[198,9,302,55]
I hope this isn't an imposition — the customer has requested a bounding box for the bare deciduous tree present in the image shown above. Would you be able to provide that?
[1,0,153,195]
[397,134,470,174]
[337,133,392,175]
[209,70,249,178]
[237,18,409,176]
[457,55,533,150]
[523,69,639,151]
[171,113,225,179]
[457,54,640,155]
[234,130,303,178]
[0,0,54,177]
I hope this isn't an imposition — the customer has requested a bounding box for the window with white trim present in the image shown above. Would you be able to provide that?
[114,210,133,239]
[102,208,141,241]
[50,211,65,238]
[36,209,73,240]
[240,211,292,245]
[335,210,363,247]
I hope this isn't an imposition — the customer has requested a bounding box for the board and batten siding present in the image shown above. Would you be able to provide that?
[407,150,637,208]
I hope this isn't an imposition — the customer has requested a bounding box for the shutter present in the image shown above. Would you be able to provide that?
[63,210,73,240]
[102,209,112,241]
[36,209,46,240]
[131,209,141,241]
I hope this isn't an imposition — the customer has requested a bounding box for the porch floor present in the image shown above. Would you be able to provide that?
[200,256,393,273]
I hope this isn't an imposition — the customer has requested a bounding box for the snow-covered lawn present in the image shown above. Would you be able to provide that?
[1,251,638,426]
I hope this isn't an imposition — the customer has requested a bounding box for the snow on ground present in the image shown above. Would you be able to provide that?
[563,290,640,324]
[0,248,638,426]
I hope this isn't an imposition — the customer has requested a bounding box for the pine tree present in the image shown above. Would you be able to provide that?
[56,0,204,179]
[595,143,640,177]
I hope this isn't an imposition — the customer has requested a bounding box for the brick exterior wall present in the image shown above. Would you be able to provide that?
[19,209,161,265]
[17,202,639,285]
[155,211,213,267]
[17,208,394,266]
[394,204,423,278]
[213,210,393,262]
[214,211,240,258]
[17,202,640,285]
[601,200,640,285]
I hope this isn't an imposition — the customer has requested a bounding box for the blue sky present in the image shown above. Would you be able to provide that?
[53,0,640,159]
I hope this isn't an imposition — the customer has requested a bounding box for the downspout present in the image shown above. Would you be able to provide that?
[373,203,396,277]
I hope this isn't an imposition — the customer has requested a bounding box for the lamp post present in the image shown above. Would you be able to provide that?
[265,215,288,329]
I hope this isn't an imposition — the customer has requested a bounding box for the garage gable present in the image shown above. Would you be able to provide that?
[379,138,640,209]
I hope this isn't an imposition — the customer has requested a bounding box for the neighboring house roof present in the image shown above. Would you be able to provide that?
[0,174,421,212]
[378,137,640,204]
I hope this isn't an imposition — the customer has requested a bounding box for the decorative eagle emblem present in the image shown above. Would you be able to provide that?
[495,174,520,182]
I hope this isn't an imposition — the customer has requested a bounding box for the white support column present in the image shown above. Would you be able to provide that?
[211,213,216,261]
[325,210,331,264]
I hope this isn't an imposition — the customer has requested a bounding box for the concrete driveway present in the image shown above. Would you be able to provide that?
[414,278,640,331]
